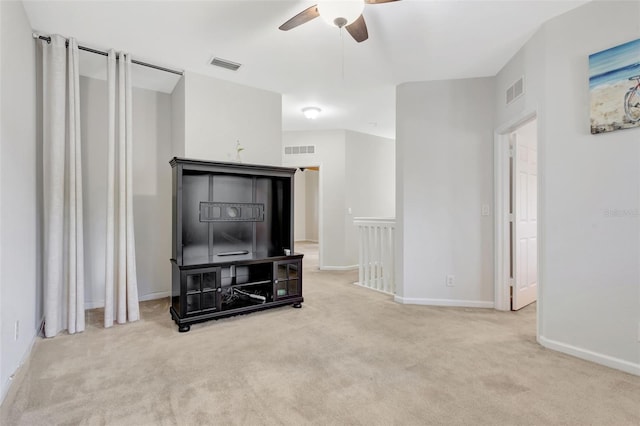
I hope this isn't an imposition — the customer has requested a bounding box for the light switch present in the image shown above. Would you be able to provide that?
[481,204,490,216]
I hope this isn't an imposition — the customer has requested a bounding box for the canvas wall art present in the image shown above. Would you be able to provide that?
[589,38,640,134]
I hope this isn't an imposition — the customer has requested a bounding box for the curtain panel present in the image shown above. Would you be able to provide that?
[41,35,85,337]
[104,50,140,327]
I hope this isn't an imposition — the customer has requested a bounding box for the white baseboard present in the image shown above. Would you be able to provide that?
[320,264,358,271]
[393,296,494,309]
[85,300,104,310]
[353,282,394,296]
[85,291,170,310]
[539,336,640,376]
[139,291,170,302]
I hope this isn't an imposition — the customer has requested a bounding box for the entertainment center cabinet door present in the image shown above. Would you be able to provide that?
[181,267,222,316]
[273,260,302,300]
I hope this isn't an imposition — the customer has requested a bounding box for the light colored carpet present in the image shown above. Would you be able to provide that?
[2,242,639,425]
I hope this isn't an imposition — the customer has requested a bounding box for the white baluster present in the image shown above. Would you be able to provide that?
[375,225,380,291]
[358,223,364,286]
[364,225,370,288]
[386,225,392,291]
[353,218,396,295]
[383,225,388,291]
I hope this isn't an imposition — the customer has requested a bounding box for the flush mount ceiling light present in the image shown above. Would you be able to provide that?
[302,107,322,120]
[317,0,365,28]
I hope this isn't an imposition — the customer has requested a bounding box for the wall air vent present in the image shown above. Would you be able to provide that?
[210,57,241,71]
[284,145,315,155]
[506,76,525,105]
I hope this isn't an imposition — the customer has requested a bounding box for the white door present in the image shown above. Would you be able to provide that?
[512,120,538,310]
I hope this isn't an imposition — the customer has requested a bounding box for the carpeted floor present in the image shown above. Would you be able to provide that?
[1,242,639,425]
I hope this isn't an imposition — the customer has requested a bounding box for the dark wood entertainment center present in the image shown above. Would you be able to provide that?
[169,158,303,332]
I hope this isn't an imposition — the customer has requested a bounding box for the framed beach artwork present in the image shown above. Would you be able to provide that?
[589,38,640,134]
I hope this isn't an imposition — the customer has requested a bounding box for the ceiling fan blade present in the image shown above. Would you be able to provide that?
[279,5,320,31]
[346,14,369,43]
[365,0,401,4]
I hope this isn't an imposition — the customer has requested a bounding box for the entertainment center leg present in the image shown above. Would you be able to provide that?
[292,303,302,309]
[178,324,191,333]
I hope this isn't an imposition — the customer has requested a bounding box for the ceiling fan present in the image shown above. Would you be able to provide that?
[279,0,401,43]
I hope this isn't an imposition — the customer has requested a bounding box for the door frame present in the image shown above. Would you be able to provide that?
[494,111,540,313]
[293,163,323,268]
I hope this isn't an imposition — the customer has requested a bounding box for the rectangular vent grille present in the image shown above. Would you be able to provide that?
[506,76,525,105]
[284,145,315,155]
[210,57,241,71]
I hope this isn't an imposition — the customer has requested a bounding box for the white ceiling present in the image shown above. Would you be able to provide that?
[23,0,588,139]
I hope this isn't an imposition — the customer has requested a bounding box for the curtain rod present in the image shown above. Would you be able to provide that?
[33,34,184,76]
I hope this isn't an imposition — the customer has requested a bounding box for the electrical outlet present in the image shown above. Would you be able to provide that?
[481,204,490,216]
[14,320,19,341]
[446,275,455,287]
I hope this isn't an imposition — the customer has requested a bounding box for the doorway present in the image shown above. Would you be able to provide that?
[495,116,539,311]
[293,166,321,262]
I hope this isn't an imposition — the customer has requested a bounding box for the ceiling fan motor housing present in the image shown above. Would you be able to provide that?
[333,17,348,28]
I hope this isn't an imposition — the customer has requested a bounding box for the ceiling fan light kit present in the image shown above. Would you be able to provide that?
[302,107,322,120]
[317,0,365,28]
[279,0,400,43]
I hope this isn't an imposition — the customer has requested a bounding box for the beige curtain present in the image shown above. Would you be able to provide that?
[104,50,140,327]
[42,35,85,337]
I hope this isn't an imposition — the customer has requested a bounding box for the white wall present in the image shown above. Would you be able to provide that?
[170,76,185,158]
[294,168,320,242]
[305,170,319,242]
[283,130,395,268]
[495,0,640,373]
[283,130,347,268]
[132,84,173,302]
[345,130,395,265]
[345,131,396,219]
[80,76,173,308]
[396,77,495,307]
[0,0,37,402]
[294,169,307,241]
[494,28,546,128]
[183,71,282,165]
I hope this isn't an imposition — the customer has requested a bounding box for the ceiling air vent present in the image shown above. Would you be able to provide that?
[506,76,525,105]
[210,57,241,71]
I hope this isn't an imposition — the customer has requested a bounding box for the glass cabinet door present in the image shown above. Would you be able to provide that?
[274,260,301,300]
[182,267,221,315]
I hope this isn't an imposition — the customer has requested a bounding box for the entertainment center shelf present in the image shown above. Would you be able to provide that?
[170,158,303,332]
